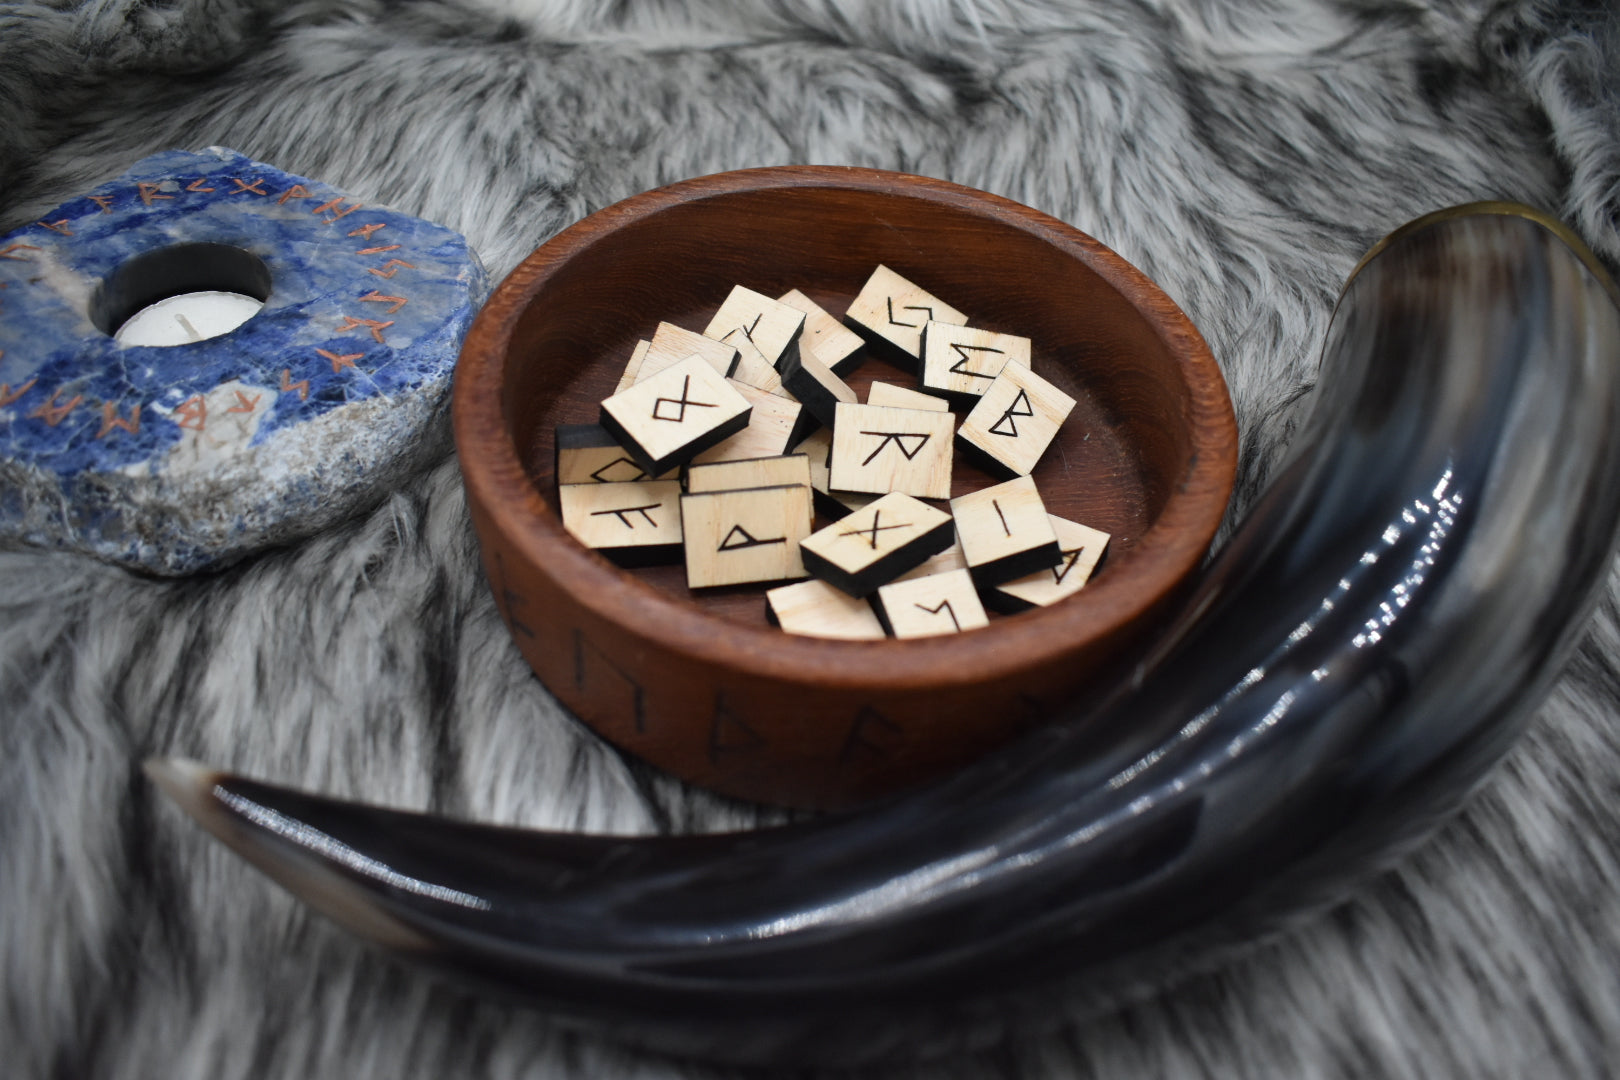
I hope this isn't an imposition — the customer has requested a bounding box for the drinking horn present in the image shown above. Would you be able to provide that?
[148,204,1620,1065]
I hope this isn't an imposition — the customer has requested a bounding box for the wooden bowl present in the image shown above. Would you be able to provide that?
[454,167,1237,810]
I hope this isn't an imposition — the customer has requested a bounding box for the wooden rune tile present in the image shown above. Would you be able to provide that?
[684,453,811,496]
[555,422,672,484]
[989,514,1112,613]
[681,484,813,588]
[957,361,1076,477]
[778,344,857,429]
[800,492,954,598]
[798,427,876,520]
[894,537,967,582]
[843,265,968,369]
[690,379,803,464]
[950,474,1062,587]
[873,568,989,639]
[765,578,887,640]
[777,288,865,375]
[919,322,1030,403]
[828,402,954,500]
[615,339,651,393]
[559,480,683,560]
[724,330,791,398]
[866,380,950,412]
[637,321,739,382]
[704,285,806,369]
[599,354,752,475]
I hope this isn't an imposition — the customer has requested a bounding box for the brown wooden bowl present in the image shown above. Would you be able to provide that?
[453,167,1237,811]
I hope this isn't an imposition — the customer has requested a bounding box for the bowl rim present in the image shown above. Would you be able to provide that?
[454,165,1237,693]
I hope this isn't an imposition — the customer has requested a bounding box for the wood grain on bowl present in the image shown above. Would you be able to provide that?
[453,166,1236,809]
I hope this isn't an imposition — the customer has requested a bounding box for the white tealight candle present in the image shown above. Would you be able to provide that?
[114,291,264,347]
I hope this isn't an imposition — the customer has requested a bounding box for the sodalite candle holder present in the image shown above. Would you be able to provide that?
[0,147,487,574]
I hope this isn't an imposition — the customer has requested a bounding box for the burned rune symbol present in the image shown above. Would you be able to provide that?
[947,342,1004,381]
[709,692,765,760]
[839,706,903,763]
[591,503,661,528]
[993,499,1011,536]
[588,457,648,483]
[839,510,912,550]
[495,551,534,639]
[718,524,786,552]
[575,628,645,731]
[885,296,934,328]
[1052,547,1085,585]
[860,430,931,466]
[723,313,763,342]
[651,375,716,422]
[914,598,962,632]
[988,389,1034,437]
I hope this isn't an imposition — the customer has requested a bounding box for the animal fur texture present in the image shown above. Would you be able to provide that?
[2,0,1618,1075]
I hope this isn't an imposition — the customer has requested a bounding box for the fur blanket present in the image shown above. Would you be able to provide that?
[4,1,1619,1076]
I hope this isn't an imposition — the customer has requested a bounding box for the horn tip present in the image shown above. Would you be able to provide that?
[143,756,227,818]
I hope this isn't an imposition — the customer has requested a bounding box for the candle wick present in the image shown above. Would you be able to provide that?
[175,313,203,343]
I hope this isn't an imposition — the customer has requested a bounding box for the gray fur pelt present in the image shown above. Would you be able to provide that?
[4,1,1619,1076]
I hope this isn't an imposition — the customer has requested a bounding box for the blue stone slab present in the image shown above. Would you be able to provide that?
[0,146,487,574]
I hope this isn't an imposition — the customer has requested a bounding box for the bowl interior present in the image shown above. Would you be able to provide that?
[499,179,1198,632]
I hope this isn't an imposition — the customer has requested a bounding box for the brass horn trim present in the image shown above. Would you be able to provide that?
[1347,201,1620,307]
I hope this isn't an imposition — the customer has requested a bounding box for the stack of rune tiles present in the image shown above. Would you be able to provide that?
[554,268,1112,640]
